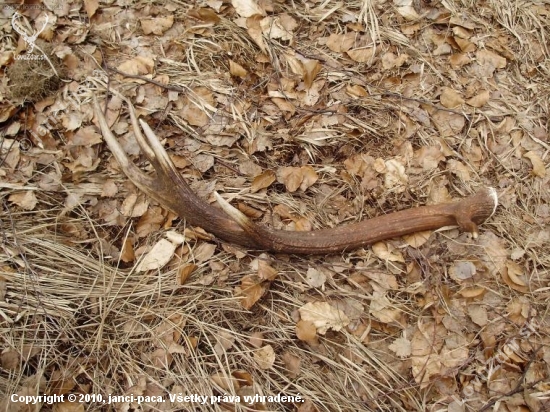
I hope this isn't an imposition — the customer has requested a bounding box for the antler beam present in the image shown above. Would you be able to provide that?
[93,97,498,254]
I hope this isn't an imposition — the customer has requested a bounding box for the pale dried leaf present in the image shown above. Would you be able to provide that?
[141,15,174,35]
[229,60,248,78]
[299,166,318,191]
[466,90,490,108]
[388,336,412,358]
[282,351,301,378]
[449,261,476,281]
[254,345,275,369]
[468,305,488,326]
[136,239,176,272]
[369,292,401,323]
[298,302,350,334]
[277,166,303,192]
[523,151,546,177]
[306,267,326,288]
[193,243,216,263]
[232,0,264,17]
[372,242,405,262]
[295,320,317,342]
[402,230,431,248]
[8,191,37,210]
[440,87,464,108]
[383,158,408,191]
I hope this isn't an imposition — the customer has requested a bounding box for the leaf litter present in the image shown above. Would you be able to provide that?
[0,0,549,411]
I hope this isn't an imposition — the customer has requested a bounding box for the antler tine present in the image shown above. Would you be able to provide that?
[94,96,257,247]
[122,97,157,162]
[93,98,161,199]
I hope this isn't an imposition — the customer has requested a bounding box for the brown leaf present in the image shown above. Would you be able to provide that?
[295,320,317,342]
[466,90,490,108]
[449,261,476,282]
[347,47,375,63]
[388,336,412,358]
[8,191,37,210]
[257,259,278,281]
[306,267,326,288]
[346,84,368,98]
[302,59,321,89]
[449,53,471,69]
[440,87,465,108]
[237,274,267,309]
[447,159,471,181]
[277,166,303,192]
[121,238,135,263]
[402,230,431,248]
[193,243,216,263]
[282,351,301,378]
[326,33,355,53]
[136,207,165,238]
[523,151,546,177]
[271,97,296,114]
[178,263,198,285]
[117,56,154,75]
[251,170,276,193]
[141,15,174,35]
[229,60,248,78]
[254,345,275,369]
[299,165,318,191]
[476,49,507,74]
[83,0,99,18]
[372,242,405,262]
[188,8,221,24]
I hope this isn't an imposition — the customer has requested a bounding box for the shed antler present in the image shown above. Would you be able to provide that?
[93,97,498,254]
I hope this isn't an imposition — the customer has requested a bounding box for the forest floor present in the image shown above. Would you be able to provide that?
[1,0,549,411]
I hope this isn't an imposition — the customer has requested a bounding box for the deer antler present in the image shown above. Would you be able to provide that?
[93,97,498,254]
[11,12,49,53]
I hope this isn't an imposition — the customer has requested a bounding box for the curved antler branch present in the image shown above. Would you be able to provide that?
[94,97,498,254]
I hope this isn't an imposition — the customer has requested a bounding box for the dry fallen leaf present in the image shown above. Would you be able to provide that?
[306,267,327,288]
[282,351,301,378]
[229,60,248,78]
[369,291,401,324]
[251,170,276,193]
[232,0,264,17]
[141,15,174,35]
[523,151,546,177]
[298,302,350,335]
[372,242,405,262]
[277,166,302,192]
[466,90,490,108]
[8,191,38,210]
[136,238,176,272]
[402,230,431,248]
[178,263,198,285]
[254,345,275,370]
[193,243,216,263]
[117,56,154,75]
[295,319,317,342]
[388,336,412,358]
[449,261,476,282]
[440,87,465,108]
[237,274,267,309]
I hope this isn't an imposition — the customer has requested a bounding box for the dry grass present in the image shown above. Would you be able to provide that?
[1,0,549,411]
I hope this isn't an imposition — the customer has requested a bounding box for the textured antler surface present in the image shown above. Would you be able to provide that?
[94,97,498,254]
